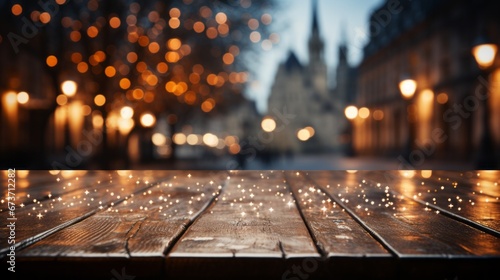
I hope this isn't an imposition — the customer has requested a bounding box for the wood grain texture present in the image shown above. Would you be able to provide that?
[309,171,500,258]
[18,171,226,258]
[364,171,500,234]
[284,171,390,258]
[2,170,499,280]
[169,170,319,258]
[0,170,172,257]
[433,171,500,198]
[1,171,113,209]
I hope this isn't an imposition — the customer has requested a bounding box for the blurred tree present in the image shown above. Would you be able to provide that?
[0,0,276,168]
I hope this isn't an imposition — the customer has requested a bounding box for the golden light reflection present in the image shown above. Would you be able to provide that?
[167,38,181,50]
[92,112,104,130]
[46,55,58,67]
[344,106,358,120]
[297,128,311,142]
[56,94,68,106]
[399,79,417,99]
[373,109,384,121]
[61,80,77,97]
[358,107,370,119]
[173,133,187,145]
[201,98,215,113]
[120,106,134,119]
[11,4,22,16]
[118,118,134,135]
[472,43,498,69]
[421,170,432,178]
[187,134,200,145]
[152,133,167,146]
[261,117,276,132]
[437,92,449,104]
[17,170,30,178]
[94,94,106,106]
[140,112,156,127]
[17,91,29,104]
[109,17,121,28]
[203,133,219,147]
[399,170,416,178]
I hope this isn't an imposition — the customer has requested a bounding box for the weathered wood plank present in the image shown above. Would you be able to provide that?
[169,171,319,258]
[1,170,113,209]
[309,171,500,258]
[433,170,500,198]
[284,171,390,258]
[12,171,226,279]
[363,171,500,234]
[166,171,319,279]
[18,171,226,258]
[0,170,171,256]
[2,170,499,280]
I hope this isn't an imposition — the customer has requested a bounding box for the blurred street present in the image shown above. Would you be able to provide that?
[132,154,474,170]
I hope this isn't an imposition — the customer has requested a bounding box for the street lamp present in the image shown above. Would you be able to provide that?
[261,117,276,132]
[472,37,497,168]
[140,112,156,128]
[120,106,134,119]
[472,40,497,69]
[61,80,77,97]
[399,78,417,99]
[399,77,417,160]
[344,105,358,156]
[344,105,358,120]
[17,91,29,104]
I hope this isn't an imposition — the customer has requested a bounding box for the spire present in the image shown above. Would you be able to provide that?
[312,0,319,34]
[308,0,324,63]
[338,24,348,62]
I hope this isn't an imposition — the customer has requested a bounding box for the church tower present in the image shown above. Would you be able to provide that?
[267,0,340,154]
[307,0,328,97]
[308,0,323,63]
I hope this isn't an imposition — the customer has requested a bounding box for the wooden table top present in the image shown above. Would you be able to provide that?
[1,170,499,279]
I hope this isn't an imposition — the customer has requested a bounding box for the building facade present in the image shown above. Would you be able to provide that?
[267,1,348,154]
[354,0,500,165]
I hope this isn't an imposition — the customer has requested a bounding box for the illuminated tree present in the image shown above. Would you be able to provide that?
[0,0,277,167]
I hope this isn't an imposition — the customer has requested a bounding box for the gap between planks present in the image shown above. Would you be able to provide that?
[303,172,400,258]
[0,174,172,258]
[284,172,328,259]
[361,171,500,238]
[162,172,228,256]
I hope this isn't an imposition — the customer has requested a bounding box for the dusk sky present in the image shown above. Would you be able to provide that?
[247,0,384,113]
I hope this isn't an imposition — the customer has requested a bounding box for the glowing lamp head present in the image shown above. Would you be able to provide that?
[261,117,276,132]
[297,128,311,141]
[17,91,29,104]
[61,80,77,97]
[472,43,497,69]
[344,106,358,120]
[399,79,417,99]
[120,106,134,119]
[140,112,156,127]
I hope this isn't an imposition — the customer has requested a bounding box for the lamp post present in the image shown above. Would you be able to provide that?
[472,38,497,168]
[398,77,417,160]
[60,80,78,147]
[344,105,358,156]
